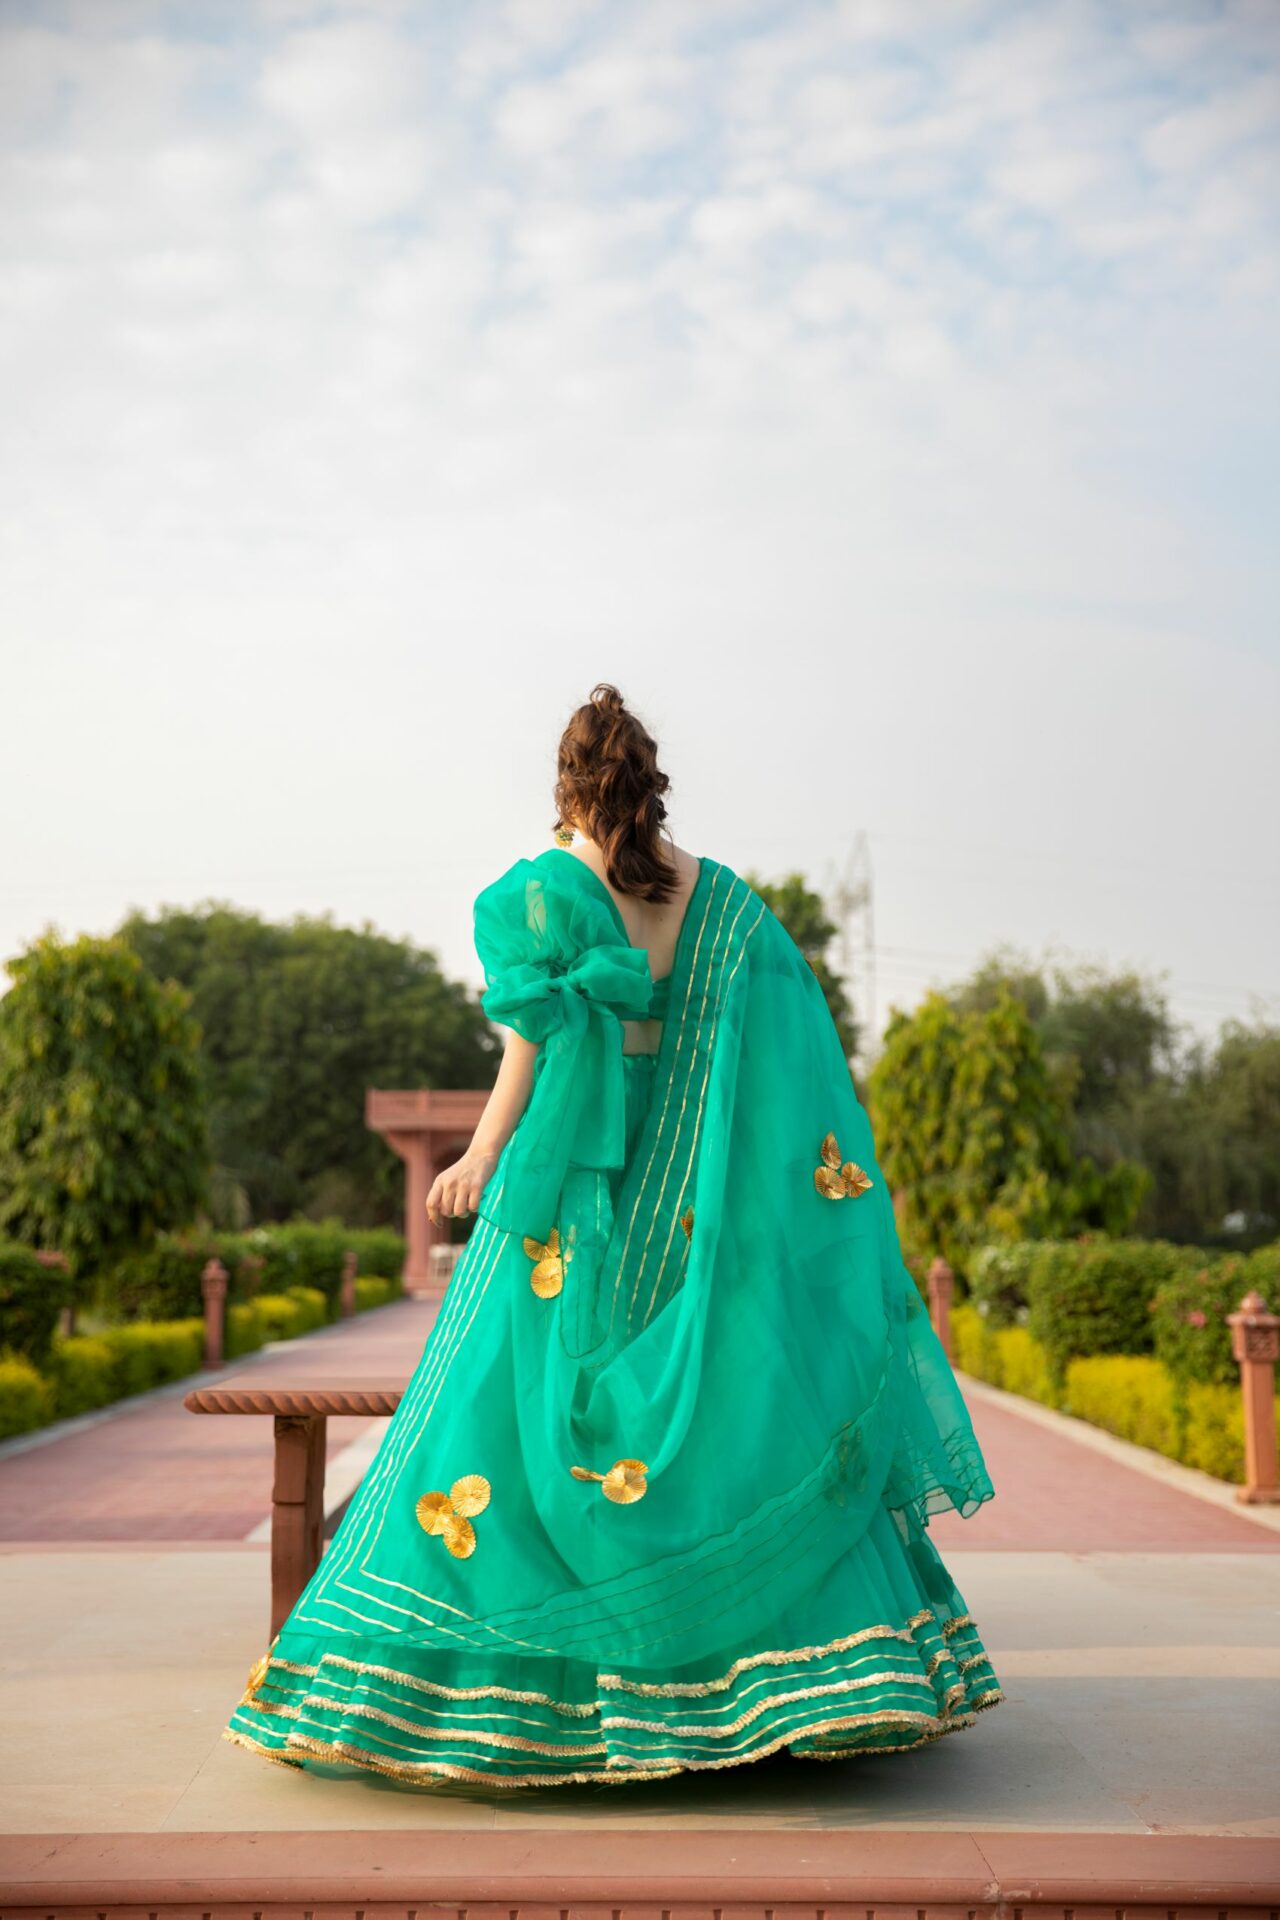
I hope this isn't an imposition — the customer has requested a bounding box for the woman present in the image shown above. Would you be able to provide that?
[226,684,1003,1787]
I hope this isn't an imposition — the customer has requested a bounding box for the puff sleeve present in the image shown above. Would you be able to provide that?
[472,857,654,1239]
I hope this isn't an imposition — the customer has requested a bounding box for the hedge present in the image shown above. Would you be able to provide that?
[1025,1236,1186,1387]
[353,1275,398,1311]
[0,1355,54,1440]
[952,1301,1279,1486]
[99,1223,404,1325]
[0,1241,68,1365]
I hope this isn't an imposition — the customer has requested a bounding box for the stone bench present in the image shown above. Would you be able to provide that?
[184,1373,409,1635]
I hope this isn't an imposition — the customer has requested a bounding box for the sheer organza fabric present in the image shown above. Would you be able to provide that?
[225,851,1001,1785]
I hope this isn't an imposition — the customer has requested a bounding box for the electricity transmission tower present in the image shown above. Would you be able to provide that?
[825,832,877,1071]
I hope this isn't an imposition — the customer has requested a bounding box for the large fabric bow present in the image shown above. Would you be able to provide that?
[482,944,653,1241]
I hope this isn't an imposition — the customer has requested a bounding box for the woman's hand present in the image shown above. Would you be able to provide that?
[427,1146,500,1227]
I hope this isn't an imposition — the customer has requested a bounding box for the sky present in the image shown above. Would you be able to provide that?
[2,0,1278,1058]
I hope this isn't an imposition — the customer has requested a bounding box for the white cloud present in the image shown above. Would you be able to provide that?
[0,0,1277,1037]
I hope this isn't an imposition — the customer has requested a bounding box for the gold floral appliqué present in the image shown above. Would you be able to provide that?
[680,1206,694,1239]
[416,1473,492,1557]
[522,1228,563,1298]
[814,1131,873,1200]
[570,1458,648,1503]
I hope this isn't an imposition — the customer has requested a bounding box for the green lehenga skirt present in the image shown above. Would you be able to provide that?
[226,854,1003,1787]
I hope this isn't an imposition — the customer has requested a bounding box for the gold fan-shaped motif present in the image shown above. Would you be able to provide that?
[814,1130,873,1201]
[415,1472,492,1558]
[522,1228,563,1298]
[570,1457,649,1504]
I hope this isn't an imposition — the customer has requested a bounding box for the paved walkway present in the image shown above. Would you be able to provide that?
[2,1295,1277,1846]
[0,1299,437,1542]
[0,1297,1272,1552]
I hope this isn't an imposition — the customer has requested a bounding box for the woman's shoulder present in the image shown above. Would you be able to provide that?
[471,847,629,973]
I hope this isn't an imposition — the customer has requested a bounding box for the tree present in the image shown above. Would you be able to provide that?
[0,935,209,1279]
[119,905,498,1224]
[743,870,860,1060]
[868,987,1148,1279]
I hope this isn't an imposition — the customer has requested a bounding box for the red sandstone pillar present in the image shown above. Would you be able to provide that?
[927,1256,954,1360]
[201,1258,228,1370]
[271,1412,327,1636]
[1228,1288,1280,1505]
[385,1131,435,1295]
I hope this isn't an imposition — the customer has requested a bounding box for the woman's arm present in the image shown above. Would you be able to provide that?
[426,1029,540,1224]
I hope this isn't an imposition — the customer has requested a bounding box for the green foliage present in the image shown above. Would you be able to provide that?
[46,1334,119,1418]
[1026,1236,1182,1386]
[1064,1353,1183,1456]
[951,1303,1058,1404]
[354,1275,398,1311]
[741,872,859,1061]
[107,1230,263,1321]
[226,1301,266,1358]
[98,1320,206,1397]
[869,989,1147,1278]
[951,1300,1274,1486]
[345,1227,407,1280]
[966,1242,1042,1327]
[0,1241,68,1364]
[1150,1251,1250,1388]
[285,1285,329,1331]
[118,905,497,1223]
[244,1220,348,1313]
[0,934,209,1278]
[0,1354,53,1439]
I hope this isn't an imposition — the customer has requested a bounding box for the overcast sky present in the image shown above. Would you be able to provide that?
[3,0,1277,1053]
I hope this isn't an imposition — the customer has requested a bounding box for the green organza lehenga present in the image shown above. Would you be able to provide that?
[226,850,1003,1787]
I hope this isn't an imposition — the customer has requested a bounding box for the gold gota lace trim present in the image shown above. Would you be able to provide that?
[294,1694,605,1758]
[924,1647,949,1679]
[222,1725,304,1770]
[284,1727,682,1789]
[598,1616,924,1698]
[307,1672,602,1742]
[600,1666,939,1740]
[959,1651,993,1672]
[227,1675,1005,1790]
[240,1695,301,1720]
[941,1612,973,1635]
[271,1658,319,1679]
[320,1650,598,1716]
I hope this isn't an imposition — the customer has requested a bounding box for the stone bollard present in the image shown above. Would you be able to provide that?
[1227,1288,1280,1505]
[201,1258,229,1371]
[339,1249,358,1320]
[927,1256,954,1360]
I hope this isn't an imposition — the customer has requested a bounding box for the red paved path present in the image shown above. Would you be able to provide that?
[0,1299,437,1543]
[0,1296,1272,1550]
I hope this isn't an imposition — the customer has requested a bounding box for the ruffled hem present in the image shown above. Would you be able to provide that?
[224,1604,1004,1790]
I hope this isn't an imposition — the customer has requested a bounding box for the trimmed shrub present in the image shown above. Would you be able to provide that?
[254,1293,303,1342]
[1064,1354,1183,1457]
[101,1320,205,1397]
[0,1241,67,1365]
[966,1242,1041,1328]
[226,1301,266,1358]
[0,1353,54,1439]
[997,1325,1058,1406]
[285,1285,328,1332]
[48,1335,120,1418]
[107,1231,263,1321]
[1027,1236,1182,1386]
[346,1228,406,1282]
[1150,1251,1248,1388]
[245,1222,348,1316]
[952,1303,1003,1385]
[353,1275,397,1312]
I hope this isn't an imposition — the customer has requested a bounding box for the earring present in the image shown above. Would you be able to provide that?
[555,822,575,847]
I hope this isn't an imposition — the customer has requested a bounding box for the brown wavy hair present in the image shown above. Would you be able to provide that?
[552,684,679,903]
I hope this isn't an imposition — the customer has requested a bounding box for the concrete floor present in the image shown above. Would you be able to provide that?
[4,1545,1277,1837]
